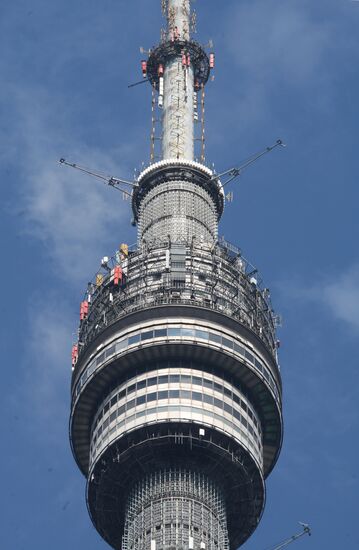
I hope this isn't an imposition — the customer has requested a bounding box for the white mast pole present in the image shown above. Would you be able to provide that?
[162,0,194,160]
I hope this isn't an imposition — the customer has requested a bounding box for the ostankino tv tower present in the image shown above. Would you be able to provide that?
[69,1,283,549]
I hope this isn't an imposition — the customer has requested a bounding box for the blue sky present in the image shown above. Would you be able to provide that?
[1,0,358,548]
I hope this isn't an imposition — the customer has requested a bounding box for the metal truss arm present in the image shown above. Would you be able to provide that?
[58,158,136,197]
[212,139,286,187]
[268,523,311,550]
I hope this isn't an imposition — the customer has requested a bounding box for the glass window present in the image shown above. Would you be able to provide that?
[147,377,157,387]
[181,375,191,383]
[104,403,110,414]
[169,374,180,383]
[192,376,202,386]
[233,394,240,405]
[182,328,195,337]
[192,391,202,402]
[158,390,168,400]
[159,375,168,385]
[128,334,140,345]
[234,343,245,355]
[233,409,242,422]
[255,358,262,371]
[245,350,253,363]
[203,379,212,389]
[224,387,231,398]
[214,397,223,409]
[209,332,221,344]
[136,410,146,418]
[118,389,126,400]
[168,328,181,337]
[214,382,223,393]
[169,390,180,398]
[127,399,136,410]
[224,403,232,414]
[110,396,117,408]
[180,390,191,399]
[110,411,117,423]
[147,392,157,402]
[127,383,136,395]
[203,394,213,405]
[105,346,115,359]
[222,337,233,349]
[242,402,248,414]
[102,418,109,429]
[136,395,146,406]
[116,340,126,352]
[154,328,167,338]
[195,329,208,340]
[137,380,146,390]
[141,331,153,341]
[96,352,105,366]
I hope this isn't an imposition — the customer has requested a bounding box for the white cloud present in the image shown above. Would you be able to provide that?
[1,83,133,281]
[5,292,74,443]
[322,264,359,332]
[226,0,332,84]
[219,0,337,131]
[279,263,359,334]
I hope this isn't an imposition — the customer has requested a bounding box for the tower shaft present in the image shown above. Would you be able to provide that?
[162,0,194,160]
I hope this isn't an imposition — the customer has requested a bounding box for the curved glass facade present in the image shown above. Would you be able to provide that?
[74,322,281,404]
[89,368,263,469]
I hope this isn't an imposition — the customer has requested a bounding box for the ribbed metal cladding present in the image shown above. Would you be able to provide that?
[138,181,218,245]
[123,470,229,550]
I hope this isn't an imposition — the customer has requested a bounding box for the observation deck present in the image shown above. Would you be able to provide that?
[70,237,283,549]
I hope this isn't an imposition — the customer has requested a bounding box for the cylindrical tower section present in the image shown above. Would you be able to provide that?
[124,469,229,550]
[162,0,194,160]
[166,0,191,41]
[132,161,224,246]
[162,58,194,160]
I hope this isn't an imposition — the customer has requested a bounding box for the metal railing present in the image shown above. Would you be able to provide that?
[76,239,278,360]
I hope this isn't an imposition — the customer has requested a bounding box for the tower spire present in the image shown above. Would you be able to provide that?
[145,0,211,161]
[162,0,194,159]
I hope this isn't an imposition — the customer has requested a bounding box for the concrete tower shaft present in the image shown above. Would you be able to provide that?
[166,0,191,40]
[162,0,194,159]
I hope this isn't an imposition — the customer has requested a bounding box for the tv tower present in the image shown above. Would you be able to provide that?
[69,1,283,549]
